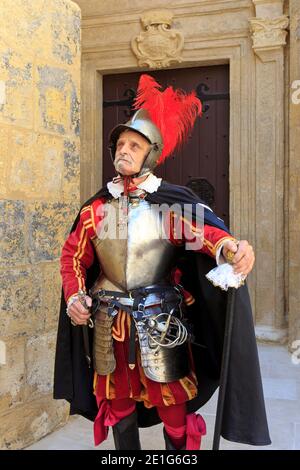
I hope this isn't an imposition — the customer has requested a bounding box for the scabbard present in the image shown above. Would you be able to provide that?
[77,290,93,368]
[82,325,92,368]
[128,318,136,369]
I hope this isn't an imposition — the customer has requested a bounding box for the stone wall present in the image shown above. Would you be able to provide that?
[0,0,81,449]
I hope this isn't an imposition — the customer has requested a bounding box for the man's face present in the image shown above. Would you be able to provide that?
[114,130,151,176]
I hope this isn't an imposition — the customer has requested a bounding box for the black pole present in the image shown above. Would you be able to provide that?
[212,287,236,450]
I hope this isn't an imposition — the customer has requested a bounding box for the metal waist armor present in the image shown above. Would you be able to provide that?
[91,288,191,382]
[90,195,191,383]
[91,197,176,292]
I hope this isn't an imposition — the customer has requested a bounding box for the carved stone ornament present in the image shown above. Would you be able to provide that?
[249,15,289,51]
[131,9,184,69]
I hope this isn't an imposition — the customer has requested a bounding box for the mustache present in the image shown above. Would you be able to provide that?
[115,153,133,164]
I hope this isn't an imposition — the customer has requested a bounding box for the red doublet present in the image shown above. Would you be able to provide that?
[60,198,235,415]
[60,198,235,302]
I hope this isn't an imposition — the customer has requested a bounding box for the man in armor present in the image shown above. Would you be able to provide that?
[54,75,270,450]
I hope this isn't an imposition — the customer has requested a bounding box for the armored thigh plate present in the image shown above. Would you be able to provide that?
[135,313,191,382]
[93,306,116,375]
[92,301,191,381]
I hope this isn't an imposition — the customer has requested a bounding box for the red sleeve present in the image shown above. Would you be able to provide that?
[168,211,235,258]
[201,224,236,258]
[60,204,97,303]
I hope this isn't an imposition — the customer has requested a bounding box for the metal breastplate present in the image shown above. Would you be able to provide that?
[92,196,176,292]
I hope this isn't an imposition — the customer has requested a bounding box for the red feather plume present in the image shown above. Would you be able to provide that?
[133,74,202,164]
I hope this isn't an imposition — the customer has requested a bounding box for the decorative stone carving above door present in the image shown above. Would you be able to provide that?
[131,9,184,69]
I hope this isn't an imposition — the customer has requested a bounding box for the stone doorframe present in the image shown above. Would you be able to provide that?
[79,0,289,342]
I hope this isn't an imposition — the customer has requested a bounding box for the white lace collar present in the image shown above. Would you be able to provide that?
[107,173,162,199]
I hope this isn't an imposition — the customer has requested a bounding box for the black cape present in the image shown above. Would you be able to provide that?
[54,181,271,446]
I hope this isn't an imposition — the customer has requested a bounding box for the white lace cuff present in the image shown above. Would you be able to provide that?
[206,263,246,291]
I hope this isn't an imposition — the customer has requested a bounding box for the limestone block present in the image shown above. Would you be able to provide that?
[37,65,70,135]
[0,45,34,127]
[0,1,80,67]
[32,133,64,198]
[74,0,178,17]
[0,200,26,264]
[255,292,274,327]
[289,176,300,228]
[24,332,57,399]
[5,129,36,198]
[0,268,43,336]
[0,79,6,105]
[3,129,80,200]
[253,0,284,18]
[28,201,79,262]
[36,64,80,136]
[0,125,9,197]
[0,395,69,450]
[5,129,61,199]
[51,0,81,66]
[0,0,81,136]
[0,1,47,60]
[0,336,25,415]
[62,138,80,202]
[41,262,62,332]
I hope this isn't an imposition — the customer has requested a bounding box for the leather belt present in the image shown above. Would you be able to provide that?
[96,293,166,307]
[90,285,182,316]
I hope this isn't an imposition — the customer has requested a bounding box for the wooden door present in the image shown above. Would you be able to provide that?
[103,66,229,226]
